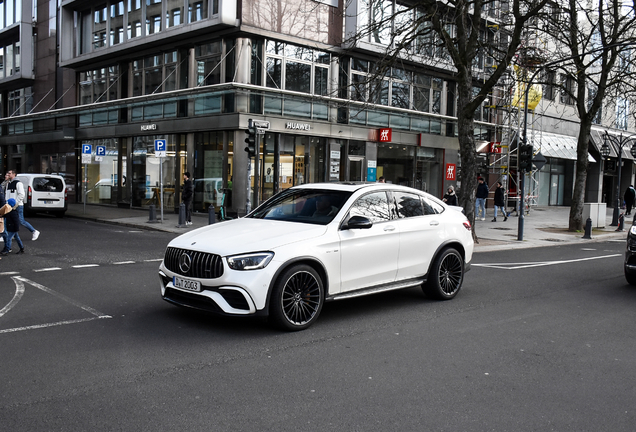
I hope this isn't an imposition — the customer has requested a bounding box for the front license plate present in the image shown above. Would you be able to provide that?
[173,276,201,292]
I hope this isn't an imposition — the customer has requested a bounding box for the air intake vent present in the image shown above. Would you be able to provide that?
[164,247,224,279]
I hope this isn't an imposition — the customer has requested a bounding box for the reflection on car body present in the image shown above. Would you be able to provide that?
[158,182,474,331]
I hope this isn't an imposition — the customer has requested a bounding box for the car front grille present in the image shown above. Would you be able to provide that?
[164,247,224,279]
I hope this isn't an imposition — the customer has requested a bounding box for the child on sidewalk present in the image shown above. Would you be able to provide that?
[1,198,24,256]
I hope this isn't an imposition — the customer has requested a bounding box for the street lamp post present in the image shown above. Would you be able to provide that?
[600,132,636,227]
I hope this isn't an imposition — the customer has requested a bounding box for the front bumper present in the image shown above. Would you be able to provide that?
[158,259,279,316]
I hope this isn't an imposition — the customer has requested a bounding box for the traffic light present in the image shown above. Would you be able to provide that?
[519,144,534,172]
[245,122,257,157]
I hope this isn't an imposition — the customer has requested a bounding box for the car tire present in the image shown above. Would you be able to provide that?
[625,267,636,286]
[270,264,324,331]
[423,247,464,300]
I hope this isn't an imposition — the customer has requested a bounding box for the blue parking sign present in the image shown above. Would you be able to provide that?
[82,144,92,154]
[155,139,167,157]
[96,145,106,156]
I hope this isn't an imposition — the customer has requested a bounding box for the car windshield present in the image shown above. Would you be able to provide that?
[248,188,352,225]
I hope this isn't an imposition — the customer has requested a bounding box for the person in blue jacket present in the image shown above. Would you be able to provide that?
[1,198,24,256]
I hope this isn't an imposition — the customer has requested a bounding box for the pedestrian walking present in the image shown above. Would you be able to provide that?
[475,177,489,221]
[443,186,458,206]
[4,170,40,240]
[625,185,636,215]
[0,183,7,255]
[0,198,24,256]
[182,171,194,226]
[492,182,508,222]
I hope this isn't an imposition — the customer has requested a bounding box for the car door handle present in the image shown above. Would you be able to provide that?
[384,225,396,231]
[429,221,439,226]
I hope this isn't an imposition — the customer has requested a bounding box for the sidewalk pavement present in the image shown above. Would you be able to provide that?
[64,203,630,252]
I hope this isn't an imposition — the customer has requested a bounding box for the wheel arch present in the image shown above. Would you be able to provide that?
[264,257,329,314]
[426,240,466,278]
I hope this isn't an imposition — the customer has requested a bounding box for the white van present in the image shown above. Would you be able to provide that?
[15,173,67,218]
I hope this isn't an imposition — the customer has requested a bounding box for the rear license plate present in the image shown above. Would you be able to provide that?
[43,200,54,204]
[173,276,201,292]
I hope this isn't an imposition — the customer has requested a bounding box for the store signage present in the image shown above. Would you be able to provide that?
[490,142,502,153]
[445,163,456,181]
[378,128,392,142]
[286,122,311,131]
[330,151,341,159]
[141,124,157,131]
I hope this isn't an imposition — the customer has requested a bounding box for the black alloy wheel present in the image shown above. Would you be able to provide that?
[270,264,324,331]
[423,247,464,300]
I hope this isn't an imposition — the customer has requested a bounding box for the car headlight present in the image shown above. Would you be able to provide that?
[630,225,636,236]
[227,252,274,270]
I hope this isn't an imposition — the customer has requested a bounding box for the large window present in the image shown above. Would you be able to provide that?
[265,41,330,96]
[132,51,178,96]
[79,66,120,104]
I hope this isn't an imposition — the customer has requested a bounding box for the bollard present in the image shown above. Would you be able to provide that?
[208,205,216,225]
[617,212,625,232]
[177,202,186,227]
[582,217,592,239]
[148,204,157,222]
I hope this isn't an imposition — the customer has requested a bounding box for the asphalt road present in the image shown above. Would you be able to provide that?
[0,216,634,431]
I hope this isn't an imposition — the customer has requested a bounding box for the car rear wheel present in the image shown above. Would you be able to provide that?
[270,264,324,331]
[423,247,464,300]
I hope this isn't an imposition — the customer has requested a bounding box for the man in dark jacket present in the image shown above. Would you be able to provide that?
[182,172,194,226]
[492,181,508,222]
[624,185,636,216]
[475,177,489,221]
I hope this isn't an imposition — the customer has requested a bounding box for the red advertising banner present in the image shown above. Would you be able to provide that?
[445,163,456,180]
[378,128,392,142]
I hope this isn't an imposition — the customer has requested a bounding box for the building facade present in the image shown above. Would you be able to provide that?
[0,0,628,215]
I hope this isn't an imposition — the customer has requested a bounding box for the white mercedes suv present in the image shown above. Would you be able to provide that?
[159,182,474,330]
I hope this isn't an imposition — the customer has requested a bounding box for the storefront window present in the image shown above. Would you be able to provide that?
[131,135,179,209]
[81,139,119,205]
[415,146,442,195]
[193,131,224,213]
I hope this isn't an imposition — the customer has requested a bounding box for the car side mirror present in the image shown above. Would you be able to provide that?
[342,215,373,230]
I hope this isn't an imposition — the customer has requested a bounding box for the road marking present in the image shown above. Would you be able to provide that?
[144,259,163,262]
[113,261,136,265]
[72,264,100,268]
[472,254,621,270]
[34,267,62,272]
[0,278,25,318]
[0,317,109,334]
[13,276,111,318]
[0,271,19,276]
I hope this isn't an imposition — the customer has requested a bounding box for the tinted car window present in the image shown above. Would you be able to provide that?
[249,188,351,225]
[33,177,64,192]
[349,191,391,223]
[422,196,444,215]
[395,192,424,218]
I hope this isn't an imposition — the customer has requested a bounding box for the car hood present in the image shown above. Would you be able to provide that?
[167,218,328,256]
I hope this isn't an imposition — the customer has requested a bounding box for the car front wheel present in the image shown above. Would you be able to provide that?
[423,247,464,300]
[270,264,324,331]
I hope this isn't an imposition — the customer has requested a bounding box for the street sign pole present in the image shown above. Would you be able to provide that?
[160,156,164,223]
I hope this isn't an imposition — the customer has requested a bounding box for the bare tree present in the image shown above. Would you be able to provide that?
[533,0,636,231]
[345,0,548,240]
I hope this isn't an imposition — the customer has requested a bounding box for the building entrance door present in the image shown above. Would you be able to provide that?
[348,156,364,181]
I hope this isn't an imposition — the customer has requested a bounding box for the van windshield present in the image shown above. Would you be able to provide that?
[33,177,64,192]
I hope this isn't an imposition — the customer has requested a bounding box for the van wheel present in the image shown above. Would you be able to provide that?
[423,248,464,300]
[269,264,324,331]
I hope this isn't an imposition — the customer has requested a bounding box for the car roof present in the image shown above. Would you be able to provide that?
[291,182,426,194]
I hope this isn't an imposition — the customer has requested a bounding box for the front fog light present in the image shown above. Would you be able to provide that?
[227,252,274,270]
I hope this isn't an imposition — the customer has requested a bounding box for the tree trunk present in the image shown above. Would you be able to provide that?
[569,121,592,231]
[456,85,479,242]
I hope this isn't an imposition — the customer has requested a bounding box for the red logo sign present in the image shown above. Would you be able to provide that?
[445,164,456,180]
[490,142,502,153]
[378,128,392,142]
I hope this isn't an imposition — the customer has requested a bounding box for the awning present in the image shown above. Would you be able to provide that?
[527,131,596,163]
[590,127,636,160]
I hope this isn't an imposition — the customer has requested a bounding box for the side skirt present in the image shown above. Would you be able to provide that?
[326,277,426,302]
